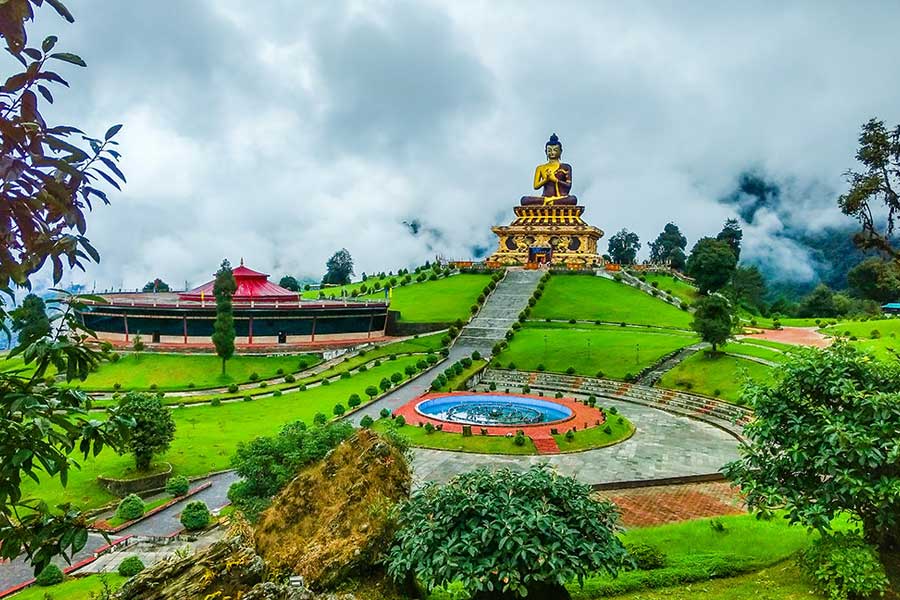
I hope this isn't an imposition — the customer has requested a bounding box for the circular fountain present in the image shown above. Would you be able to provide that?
[416,393,573,427]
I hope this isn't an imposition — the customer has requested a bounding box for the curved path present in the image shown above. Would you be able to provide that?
[407,394,739,487]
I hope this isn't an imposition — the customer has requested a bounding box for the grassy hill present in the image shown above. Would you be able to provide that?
[657,351,774,404]
[365,273,491,323]
[531,275,693,329]
[496,322,697,379]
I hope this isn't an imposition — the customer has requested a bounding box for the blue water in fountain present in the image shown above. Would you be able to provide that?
[417,393,572,426]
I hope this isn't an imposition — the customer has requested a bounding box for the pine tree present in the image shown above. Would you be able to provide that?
[212,259,237,374]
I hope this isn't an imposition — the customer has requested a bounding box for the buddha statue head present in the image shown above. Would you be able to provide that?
[545,133,563,160]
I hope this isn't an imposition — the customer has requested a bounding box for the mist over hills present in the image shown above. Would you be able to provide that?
[719,172,867,300]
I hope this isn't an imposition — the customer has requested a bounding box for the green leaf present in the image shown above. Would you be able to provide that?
[49,52,87,67]
[44,0,75,23]
[104,124,122,140]
[42,36,59,52]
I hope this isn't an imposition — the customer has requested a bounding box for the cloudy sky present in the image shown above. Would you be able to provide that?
[17,1,900,291]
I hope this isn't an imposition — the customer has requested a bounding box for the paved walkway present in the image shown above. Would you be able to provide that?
[407,394,740,487]
[740,326,831,348]
[599,481,745,527]
[0,471,239,595]
[637,343,706,386]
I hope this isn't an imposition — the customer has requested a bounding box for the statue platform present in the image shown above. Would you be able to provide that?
[489,204,604,266]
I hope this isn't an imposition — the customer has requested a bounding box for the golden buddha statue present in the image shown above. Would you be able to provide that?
[520,133,577,206]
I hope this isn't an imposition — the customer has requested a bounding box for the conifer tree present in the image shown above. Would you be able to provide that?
[212,259,237,374]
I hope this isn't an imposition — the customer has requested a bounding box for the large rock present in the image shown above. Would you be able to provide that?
[113,519,315,599]
[255,429,412,590]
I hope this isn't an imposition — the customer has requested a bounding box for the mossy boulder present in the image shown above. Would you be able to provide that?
[254,430,411,590]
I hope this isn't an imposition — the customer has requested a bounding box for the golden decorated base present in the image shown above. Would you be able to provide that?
[488,205,604,266]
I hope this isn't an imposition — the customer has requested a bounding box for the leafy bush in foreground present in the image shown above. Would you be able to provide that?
[35,563,64,586]
[228,421,354,520]
[117,555,145,577]
[165,475,190,497]
[180,500,210,531]
[797,532,888,600]
[387,465,628,599]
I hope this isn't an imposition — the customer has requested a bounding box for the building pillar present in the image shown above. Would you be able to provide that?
[310,316,317,342]
[123,314,129,343]
[248,316,254,345]
[183,316,187,344]
[367,313,374,339]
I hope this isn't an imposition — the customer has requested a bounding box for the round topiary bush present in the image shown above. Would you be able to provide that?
[117,555,145,577]
[115,493,145,521]
[248,372,259,381]
[386,466,628,599]
[227,384,239,393]
[284,373,295,383]
[180,500,211,531]
[380,408,391,419]
[35,563,64,586]
[360,415,374,428]
[165,474,190,497]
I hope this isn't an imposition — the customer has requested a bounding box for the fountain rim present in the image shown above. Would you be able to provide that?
[414,391,577,429]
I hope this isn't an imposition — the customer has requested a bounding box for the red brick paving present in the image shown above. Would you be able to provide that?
[741,326,831,348]
[598,481,745,527]
[392,391,605,454]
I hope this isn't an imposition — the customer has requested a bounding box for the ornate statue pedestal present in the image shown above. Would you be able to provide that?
[488,204,604,267]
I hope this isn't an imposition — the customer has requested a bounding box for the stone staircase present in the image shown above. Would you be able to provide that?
[455,268,544,355]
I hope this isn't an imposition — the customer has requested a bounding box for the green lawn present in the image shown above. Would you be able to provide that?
[720,341,787,363]
[301,274,395,299]
[735,337,797,352]
[553,414,634,451]
[572,562,819,599]
[11,574,127,599]
[22,356,423,511]
[571,514,818,598]
[497,324,698,379]
[657,351,774,404]
[70,352,321,392]
[818,318,900,362]
[639,273,700,305]
[366,274,491,323]
[532,275,694,329]
[371,419,538,455]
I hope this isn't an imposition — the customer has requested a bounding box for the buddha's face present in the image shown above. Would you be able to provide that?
[545,144,562,160]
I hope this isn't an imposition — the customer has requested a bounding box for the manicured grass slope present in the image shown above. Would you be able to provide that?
[640,273,700,305]
[72,352,320,391]
[553,414,634,451]
[371,419,537,455]
[368,274,491,323]
[11,574,127,600]
[532,275,693,328]
[657,351,774,404]
[498,324,697,379]
[570,514,818,598]
[21,357,423,510]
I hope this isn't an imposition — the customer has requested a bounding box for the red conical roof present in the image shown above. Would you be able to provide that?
[179,262,298,303]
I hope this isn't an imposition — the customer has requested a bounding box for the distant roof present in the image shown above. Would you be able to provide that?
[179,262,297,302]
[882,303,900,309]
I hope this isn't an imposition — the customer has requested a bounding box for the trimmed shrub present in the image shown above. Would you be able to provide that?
[513,431,526,446]
[165,475,190,497]
[117,555,145,577]
[333,403,346,416]
[626,543,666,570]
[347,393,361,408]
[462,425,472,437]
[391,372,403,384]
[565,430,575,442]
[276,368,284,375]
[380,408,391,419]
[249,372,259,381]
[798,533,888,600]
[394,415,406,427]
[426,354,439,365]
[116,494,145,521]
[360,415,374,428]
[424,422,436,434]
[211,398,221,407]
[340,372,351,379]
[358,365,368,372]
[555,391,563,399]
[536,363,546,371]
[471,350,481,360]
[180,500,211,531]
[35,564,64,586]
[227,384,239,393]
[259,381,268,388]
[321,378,331,386]
[313,412,328,425]
[522,385,531,393]
[489,382,497,391]
[609,406,618,415]
[603,425,613,435]
[461,357,473,368]
[297,359,309,370]
[507,362,516,370]
[243,395,253,402]
[566,366,576,375]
